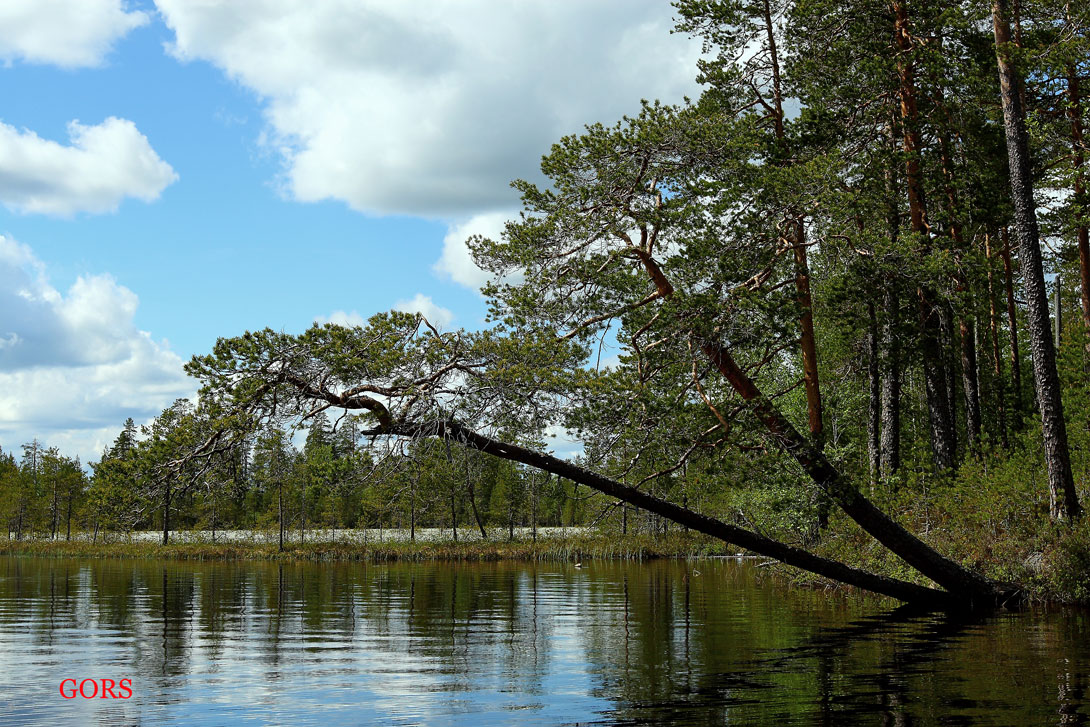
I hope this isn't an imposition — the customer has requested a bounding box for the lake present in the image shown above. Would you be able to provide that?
[0,556,1087,725]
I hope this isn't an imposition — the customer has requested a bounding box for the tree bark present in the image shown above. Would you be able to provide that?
[162,488,170,546]
[934,74,982,453]
[627,239,1002,601]
[412,422,956,605]
[450,487,458,542]
[795,225,824,446]
[398,416,1011,607]
[941,305,959,456]
[985,232,1010,447]
[761,0,824,449]
[466,455,488,539]
[1068,65,1090,338]
[993,0,1081,521]
[893,0,956,469]
[50,474,58,540]
[960,317,982,453]
[881,128,903,475]
[1001,228,1024,415]
[881,287,903,474]
[868,301,882,489]
[697,339,1003,601]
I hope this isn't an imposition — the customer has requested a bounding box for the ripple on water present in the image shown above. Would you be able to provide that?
[1,557,1088,726]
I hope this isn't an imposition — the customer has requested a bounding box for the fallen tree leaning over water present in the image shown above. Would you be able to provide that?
[178,2,1090,607]
[184,311,1017,609]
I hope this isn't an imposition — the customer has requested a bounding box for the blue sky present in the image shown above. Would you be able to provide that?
[0,0,702,462]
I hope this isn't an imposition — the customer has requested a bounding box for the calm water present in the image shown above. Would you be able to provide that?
[0,557,1087,725]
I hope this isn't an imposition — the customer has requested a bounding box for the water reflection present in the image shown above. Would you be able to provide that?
[0,556,1087,725]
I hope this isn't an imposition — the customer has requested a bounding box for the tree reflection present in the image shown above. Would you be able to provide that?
[0,557,1087,725]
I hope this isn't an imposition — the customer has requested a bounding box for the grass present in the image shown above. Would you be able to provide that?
[0,531,732,564]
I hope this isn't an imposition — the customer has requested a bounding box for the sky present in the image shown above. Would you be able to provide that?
[0,0,703,464]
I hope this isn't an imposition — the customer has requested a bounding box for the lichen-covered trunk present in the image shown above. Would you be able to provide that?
[993,0,1081,521]
[881,287,903,475]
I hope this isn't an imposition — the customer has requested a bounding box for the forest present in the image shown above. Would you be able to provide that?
[3,0,1090,607]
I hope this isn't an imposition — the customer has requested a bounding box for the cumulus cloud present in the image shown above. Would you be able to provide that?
[155,0,701,218]
[0,0,148,68]
[0,237,192,463]
[316,297,454,329]
[314,309,368,328]
[393,293,454,329]
[0,117,177,216]
[434,211,512,292]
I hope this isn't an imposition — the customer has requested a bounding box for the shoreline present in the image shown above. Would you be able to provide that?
[0,531,735,563]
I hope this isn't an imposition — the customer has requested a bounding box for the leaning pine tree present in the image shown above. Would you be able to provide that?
[185,101,1017,608]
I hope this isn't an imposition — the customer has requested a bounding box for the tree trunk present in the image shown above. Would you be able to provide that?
[410,420,1002,607]
[795,223,824,445]
[450,488,458,542]
[65,491,73,542]
[985,232,1010,447]
[761,0,824,450]
[993,0,1081,521]
[893,0,956,469]
[531,473,538,542]
[1001,228,1024,415]
[162,488,170,546]
[867,301,882,490]
[467,460,488,540]
[278,479,284,552]
[1055,277,1062,349]
[881,287,903,475]
[960,317,982,453]
[1070,65,1090,338]
[935,78,981,454]
[941,305,959,457]
[697,340,1003,600]
[627,239,1002,602]
[881,128,903,476]
[50,476,58,540]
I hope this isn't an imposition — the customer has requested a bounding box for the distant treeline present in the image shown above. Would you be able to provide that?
[0,411,683,546]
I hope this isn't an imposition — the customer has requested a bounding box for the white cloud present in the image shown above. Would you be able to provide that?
[0,117,178,216]
[155,0,701,218]
[393,293,454,329]
[0,0,148,68]
[0,236,192,463]
[434,211,512,291]
[315,309,368,328]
